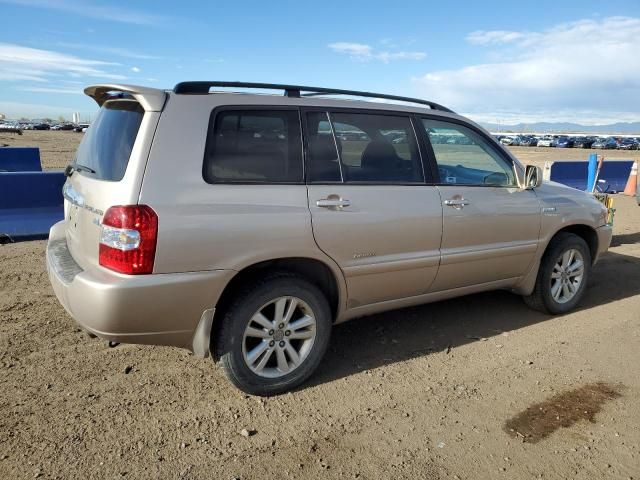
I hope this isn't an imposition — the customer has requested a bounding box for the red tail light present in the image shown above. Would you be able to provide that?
[99,205,158,274]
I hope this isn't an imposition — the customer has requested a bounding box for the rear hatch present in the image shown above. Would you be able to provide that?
[63,85,165,270]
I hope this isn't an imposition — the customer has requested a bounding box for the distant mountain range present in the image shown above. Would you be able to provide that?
[478,121,640,135]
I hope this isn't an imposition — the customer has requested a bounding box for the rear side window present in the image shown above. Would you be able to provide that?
[306,111,423,184]
[74,99,144,181]
[204,110,303,183]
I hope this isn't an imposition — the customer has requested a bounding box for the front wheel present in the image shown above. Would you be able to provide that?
[524,233,591,314]
[214,273,332,396]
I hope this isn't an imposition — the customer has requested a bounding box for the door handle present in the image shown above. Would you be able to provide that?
[444,198,470,209]
[316,198,351,209]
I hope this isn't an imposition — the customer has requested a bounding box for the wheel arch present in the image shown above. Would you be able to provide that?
[514,222,598,296]
[210,256,344,359]
[550,224,598,264]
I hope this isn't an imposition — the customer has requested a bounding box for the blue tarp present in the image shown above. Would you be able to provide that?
[0,147,42,172]
[550,160,634,193]
[0,171,65,239]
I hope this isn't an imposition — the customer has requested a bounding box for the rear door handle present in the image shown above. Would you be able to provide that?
[444,198,470,209]
[316,198,351,209]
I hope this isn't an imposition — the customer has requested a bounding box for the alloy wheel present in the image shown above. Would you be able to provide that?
[241,296,317,378]
[550,248,585,304]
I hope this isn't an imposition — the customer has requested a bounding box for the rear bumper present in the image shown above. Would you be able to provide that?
[594,224,613,264]
[46,221,234,351]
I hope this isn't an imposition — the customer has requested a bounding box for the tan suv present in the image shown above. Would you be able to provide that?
[46,81,612,395]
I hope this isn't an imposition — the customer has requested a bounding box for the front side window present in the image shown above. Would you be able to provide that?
[421,119,516,186]
[204,110,303,183]
[306,111,423,184]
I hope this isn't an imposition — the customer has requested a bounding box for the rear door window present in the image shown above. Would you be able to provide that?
[203,109,303,183]
[73,99,144,181]
[305,111,423,184]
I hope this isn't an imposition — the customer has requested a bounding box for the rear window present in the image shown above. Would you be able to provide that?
[73,99,144,181]
[203,109,303,183]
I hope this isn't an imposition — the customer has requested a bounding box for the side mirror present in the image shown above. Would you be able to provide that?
[524,165,542,189]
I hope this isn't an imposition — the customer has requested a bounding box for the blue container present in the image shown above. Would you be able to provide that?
[0,147,42,172]
[0,171,65,239]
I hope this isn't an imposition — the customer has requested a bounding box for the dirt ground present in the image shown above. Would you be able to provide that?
[1,131,640,479]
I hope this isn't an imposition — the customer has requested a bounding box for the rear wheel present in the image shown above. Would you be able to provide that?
[524,233,591,314]
[214,273,331,396]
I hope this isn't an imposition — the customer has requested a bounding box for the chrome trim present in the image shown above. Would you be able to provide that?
[63,183,104,216]
[63,183,84,207]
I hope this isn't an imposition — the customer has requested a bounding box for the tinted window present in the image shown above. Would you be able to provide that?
[74,100,143,181]
[306,111,423,183]
[421,119,516,186]
[204,110,303,183]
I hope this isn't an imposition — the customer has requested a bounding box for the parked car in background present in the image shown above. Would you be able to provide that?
[500,135,524,147]
[74,123,90,132]
[32,123,50,130]
[555,136,576,148]
[618,138,639,150]
[537,136,554,147]
[519,136,539,147]
[592,137,618,149]
[46,81,613,395]
[574,136,597,148]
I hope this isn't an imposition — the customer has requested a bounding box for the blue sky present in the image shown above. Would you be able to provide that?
[1,0,639,124]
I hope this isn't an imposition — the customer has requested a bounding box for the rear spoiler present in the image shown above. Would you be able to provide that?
[84,84,167,112]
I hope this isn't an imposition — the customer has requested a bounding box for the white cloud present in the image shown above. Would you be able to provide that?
[57,42,162,60]
[329,42,426,63]
[0,43,126,82]
[413,16,640,123]
[329,42,373,57]
[0,0,165,25]
[17,86,84,94]
[131,66,141,73]
[466,30,529,46]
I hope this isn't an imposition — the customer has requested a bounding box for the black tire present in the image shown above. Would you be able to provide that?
[214,272,332,396]
[524,233,591,314]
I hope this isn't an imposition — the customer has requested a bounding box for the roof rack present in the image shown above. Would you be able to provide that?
[172,81,455,113]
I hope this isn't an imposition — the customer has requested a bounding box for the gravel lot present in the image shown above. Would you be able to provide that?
[1,130,639,479]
